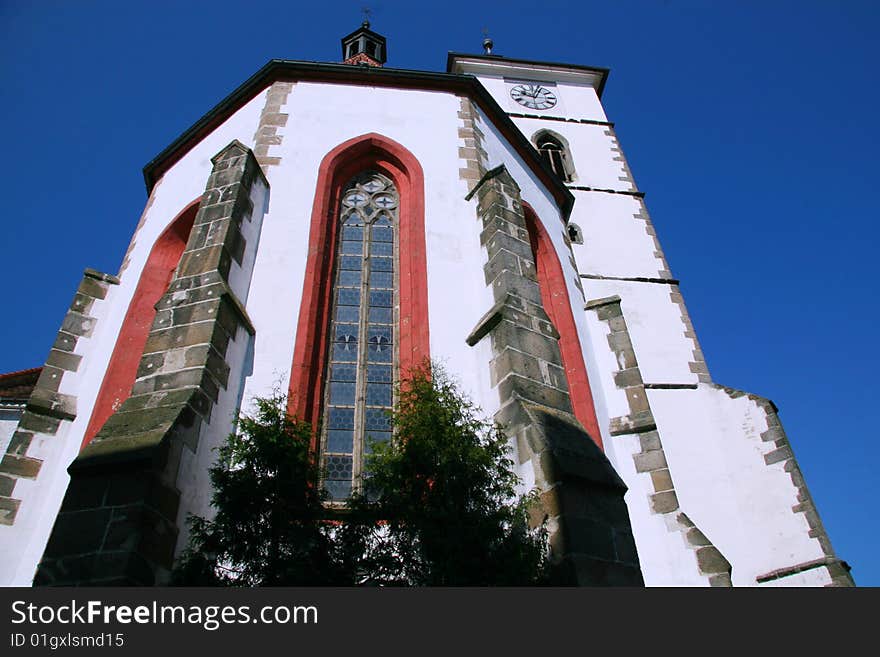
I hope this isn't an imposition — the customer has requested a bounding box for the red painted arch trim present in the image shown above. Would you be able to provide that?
[523,203,602,450]
[82,199,200,449]
[288,133,429,443]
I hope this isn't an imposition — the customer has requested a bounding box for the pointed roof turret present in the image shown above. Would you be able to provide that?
[341,20,387,67]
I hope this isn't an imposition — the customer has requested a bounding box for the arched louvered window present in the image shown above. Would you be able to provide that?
[535,133,574,183]
[321,171,399,500]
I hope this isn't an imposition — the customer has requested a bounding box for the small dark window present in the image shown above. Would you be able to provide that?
[366,41,377,57]
[347,43,356,59]
[567,223,583,244]
[537,135,572,182]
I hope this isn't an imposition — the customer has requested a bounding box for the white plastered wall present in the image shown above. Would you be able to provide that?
[440,64,836,586]
[237,83,503,424]
[234,83,581,496]
[569,192,665,279]
[580,303,707,586]
[613,431,711,586]
[471,74,607,123]
[648,386,826,586]
[430,64,831,585]
[584,279,698,385]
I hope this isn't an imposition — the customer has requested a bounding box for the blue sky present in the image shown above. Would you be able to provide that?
[1,1,877,585]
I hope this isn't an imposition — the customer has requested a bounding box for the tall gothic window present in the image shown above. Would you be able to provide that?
[535,132,574,183]
[321,171,398,500]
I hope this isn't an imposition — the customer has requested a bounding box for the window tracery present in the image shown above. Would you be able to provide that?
[321,171,399,500]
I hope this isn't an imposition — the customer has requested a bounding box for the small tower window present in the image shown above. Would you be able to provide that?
[536,133,573,182]
[567,223,583,245]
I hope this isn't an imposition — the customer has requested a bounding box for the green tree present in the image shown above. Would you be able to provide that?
[172,392,359,586]
[350,364,548,585]
[173,367,547,586]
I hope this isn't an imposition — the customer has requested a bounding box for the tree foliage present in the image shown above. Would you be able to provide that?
[173,366,547,586]
[350,364,548,585]
[172,393,359,585]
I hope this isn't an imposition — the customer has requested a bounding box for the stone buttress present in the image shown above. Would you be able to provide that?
[466,166,643,585]
[35,141,267,586]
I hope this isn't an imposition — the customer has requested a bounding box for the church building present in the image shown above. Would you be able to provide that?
[0,24,853,586]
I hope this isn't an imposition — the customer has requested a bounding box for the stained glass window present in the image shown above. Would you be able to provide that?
[321,171,398,500]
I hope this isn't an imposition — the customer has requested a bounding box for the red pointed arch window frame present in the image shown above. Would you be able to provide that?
[288,133,429,448]
[522,202,602,449]
[82,199,200,449]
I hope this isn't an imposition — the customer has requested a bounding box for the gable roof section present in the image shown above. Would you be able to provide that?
[142,59,574,220]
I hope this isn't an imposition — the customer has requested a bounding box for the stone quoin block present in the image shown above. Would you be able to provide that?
[0,497,22,525]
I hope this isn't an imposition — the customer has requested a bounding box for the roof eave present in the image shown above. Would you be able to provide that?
[446,52,609,98]
[141,59,574,221]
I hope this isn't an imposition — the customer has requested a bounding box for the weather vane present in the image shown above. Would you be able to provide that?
[361,6,372,29]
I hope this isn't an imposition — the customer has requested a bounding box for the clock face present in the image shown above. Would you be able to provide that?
[510,84,557,110]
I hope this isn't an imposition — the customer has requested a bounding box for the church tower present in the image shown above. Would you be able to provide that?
[0,25,853,587]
